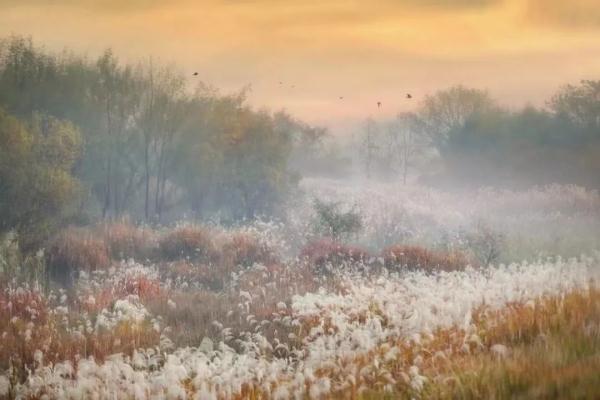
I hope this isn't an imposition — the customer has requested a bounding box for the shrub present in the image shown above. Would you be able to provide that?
[162,260,230,291]
[300,238,369,269]
[101,222,155,261]
[312,199,362,241]
[382,244,468,272]
[221,232,275,268]
[158,226,218,262]
[464,221,505,266]
[46,228,110,284]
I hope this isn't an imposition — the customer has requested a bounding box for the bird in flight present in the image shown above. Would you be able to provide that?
[406,93,412,99]
[279,81,283,85]
[339,96,344,100]
[193,72,198,76]
[377,101,382,108]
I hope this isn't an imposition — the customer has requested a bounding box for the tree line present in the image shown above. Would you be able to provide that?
[360,83,600,188]
[0,36,325,249]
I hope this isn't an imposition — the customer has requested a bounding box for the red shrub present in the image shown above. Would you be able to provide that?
[117,275,161,300]
[163,260,232,291]
[382,244,469,272]
[158,226,218,262]
[101,222,156,261]
[46,228,110,284]
[300,238,369,268]
[222,232,274,267]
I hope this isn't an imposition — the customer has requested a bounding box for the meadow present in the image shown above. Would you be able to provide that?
[1,178,599,399]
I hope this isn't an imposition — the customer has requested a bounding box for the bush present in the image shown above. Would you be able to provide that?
[158,226,218,262]
[300,238,369,269]
[382,244,469,272]
[221,232,275,268]
[161,260,231,291]
[101,222,155,261]
[313,199,362,241]
[46,228,110,284]
[464,221,505,266]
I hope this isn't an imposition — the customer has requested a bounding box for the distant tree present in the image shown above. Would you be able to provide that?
[549,80,600,131]
[387,112,430,184]
[361,117,379,179]
[420,85,497,146]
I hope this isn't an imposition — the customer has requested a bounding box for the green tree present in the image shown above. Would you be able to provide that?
[0,108,82,250]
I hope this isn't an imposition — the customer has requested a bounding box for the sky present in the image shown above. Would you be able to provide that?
[0,0,599,133]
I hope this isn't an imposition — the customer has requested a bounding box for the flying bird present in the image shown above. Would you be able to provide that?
[377,101,382,108]
[406,93,412,99]
[339,96,344,100]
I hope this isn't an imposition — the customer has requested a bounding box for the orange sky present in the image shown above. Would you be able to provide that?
[1,0,599,133]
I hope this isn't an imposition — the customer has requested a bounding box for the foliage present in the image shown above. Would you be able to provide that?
[46,228,110,285]
[300,238,370,269]
[0,107,82,250]
[101,221,156,261]
[356,82,600,189]
[221,232,275,268]
[0,36,321,226]
[382,244,469,272]
[158,226,218,262]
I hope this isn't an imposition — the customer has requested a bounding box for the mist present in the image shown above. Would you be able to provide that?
[0,33,599,399]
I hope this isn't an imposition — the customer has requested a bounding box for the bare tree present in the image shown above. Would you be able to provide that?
[362,117,379,179]
[420,85,496,146]
[387,112,430,184]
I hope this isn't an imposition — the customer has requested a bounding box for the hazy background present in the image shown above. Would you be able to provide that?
[1,0,600,132]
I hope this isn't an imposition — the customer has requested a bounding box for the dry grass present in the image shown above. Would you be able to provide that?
[382,244,470,272]
[352,287,600,400]
[46,228,110,284]
[221,232,276,268]
[0,287,160,384]
[158,226,218,262]
[300,238,370,270]
[425,287,600,399]
[100,221,156,261]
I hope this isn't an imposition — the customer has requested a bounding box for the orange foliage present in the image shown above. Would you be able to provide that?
[382,244,469,272]
[46,228,110,283]
[300,238,369,268]
[158,226,218,262]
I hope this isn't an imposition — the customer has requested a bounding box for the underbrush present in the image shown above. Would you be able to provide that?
[0,285,161,386]
[101,222,156,261]
[383,244,471,272]
[0,254,597,399]
[1,180,599,399]
[46,228,110,285]
[361,288,600,400]
[158,226,218,262]
[300,238,370,271]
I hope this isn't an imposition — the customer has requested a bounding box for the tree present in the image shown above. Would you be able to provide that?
[549,80,600,131]
[361,117,379,179]
[387,112,430,184]
[93,49,143,218]
[420,85,497,146]
[0,108,82,250]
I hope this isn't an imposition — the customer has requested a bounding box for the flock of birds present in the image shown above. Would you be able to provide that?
[191,72,413,108]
